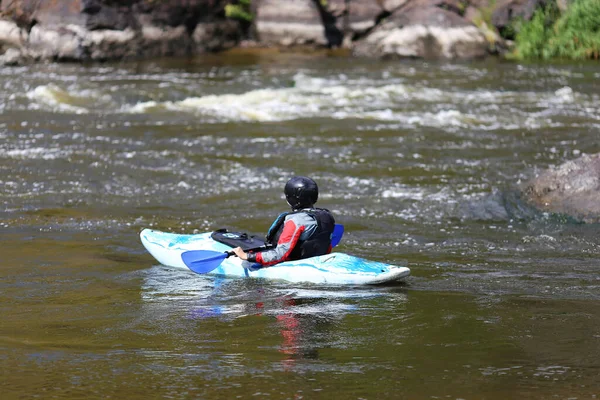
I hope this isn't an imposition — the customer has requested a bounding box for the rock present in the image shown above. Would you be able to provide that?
[84,1,134,31]
[523,153,600,223]
[28,25,84,60]
[255,0,327,46]
[134,0,221,30]
[253,0,388,48]
[0,19,25,48]
[0,47,24,65]
[1,0,87,27]
[381,0,410,13]
[193,20,241,52]
[353,2,489,59]
[0,0,233,61]
[139,24,191,57]
[84,28,138,60]
[328,0,383,36]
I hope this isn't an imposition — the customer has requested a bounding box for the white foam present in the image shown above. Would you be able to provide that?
[25,84,109,114]
[553,86,575,103]
[381,188,424,200]
[114,72,588,132]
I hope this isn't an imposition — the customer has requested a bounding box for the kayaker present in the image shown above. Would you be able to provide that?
[232,176,336,267]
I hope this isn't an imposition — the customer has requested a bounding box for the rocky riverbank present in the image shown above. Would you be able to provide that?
[0,0,550,65]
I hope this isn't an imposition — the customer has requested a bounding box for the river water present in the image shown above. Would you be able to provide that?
[1,51,600,399]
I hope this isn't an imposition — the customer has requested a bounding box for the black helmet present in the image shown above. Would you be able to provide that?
[284,176,318,209]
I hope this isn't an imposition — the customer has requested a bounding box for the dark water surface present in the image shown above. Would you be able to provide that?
[1,51,600,399]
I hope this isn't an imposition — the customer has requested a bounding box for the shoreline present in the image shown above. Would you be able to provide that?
[0,0,507,66]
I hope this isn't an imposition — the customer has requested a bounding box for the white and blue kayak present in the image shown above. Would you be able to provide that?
[140,228,410,285]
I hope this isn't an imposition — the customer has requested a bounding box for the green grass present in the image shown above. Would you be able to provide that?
[513,0,600,60]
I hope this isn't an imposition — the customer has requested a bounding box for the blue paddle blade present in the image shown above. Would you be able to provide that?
[181,250,228,274]
[331,224,344,247]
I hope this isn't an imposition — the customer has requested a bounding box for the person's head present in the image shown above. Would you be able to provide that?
[284,176,318,210]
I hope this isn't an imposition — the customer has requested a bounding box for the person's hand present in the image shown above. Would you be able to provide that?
[232,247,248,260]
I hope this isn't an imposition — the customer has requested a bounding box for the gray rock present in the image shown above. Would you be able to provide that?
[353,4,489,59]
[28,25,85,60]
[253,0,392,48]
[0,19,24,48]
[381,0,411,12]
[0,47,24,65]
[523,153,600,223]
[255,0,326,46]
[327,0,383,35]
[2,0,87,28]
[84,28,138,60]
[84,1,134,31]
[193,20,241,52]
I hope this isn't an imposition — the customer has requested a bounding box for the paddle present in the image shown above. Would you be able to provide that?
[331,223,344,247]
[182,224,345,275]
[181,249,236,274]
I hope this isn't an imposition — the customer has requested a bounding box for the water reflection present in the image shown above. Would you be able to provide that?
[140,264,407,370]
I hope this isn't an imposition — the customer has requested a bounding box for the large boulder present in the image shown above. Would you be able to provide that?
[353,0,489,59]
[523,153,600,223]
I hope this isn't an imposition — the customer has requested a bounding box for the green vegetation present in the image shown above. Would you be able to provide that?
[513,0,600,60]
[225,0,253,22]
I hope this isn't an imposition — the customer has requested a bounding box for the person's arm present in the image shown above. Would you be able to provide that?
[232,218,305,266]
